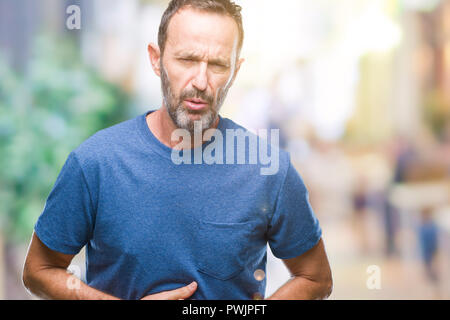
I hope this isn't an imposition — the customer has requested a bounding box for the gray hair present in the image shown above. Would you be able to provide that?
[158,0,244,57]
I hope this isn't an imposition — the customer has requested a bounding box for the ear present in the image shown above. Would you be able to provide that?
[235,58,245,76]
[148,43,162,77]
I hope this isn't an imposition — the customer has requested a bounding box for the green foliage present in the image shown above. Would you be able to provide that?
[0,35,130,242]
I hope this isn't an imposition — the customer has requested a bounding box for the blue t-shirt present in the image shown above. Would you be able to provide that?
[34,110,322,300]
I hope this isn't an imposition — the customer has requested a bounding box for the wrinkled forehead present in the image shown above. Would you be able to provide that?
[165,7,240,59]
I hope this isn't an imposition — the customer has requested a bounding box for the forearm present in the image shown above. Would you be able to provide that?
[266,276,332,300]
[23,266,120,300]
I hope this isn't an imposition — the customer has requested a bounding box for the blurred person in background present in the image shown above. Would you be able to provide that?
[265,69,301,151]
[351,175,371,254]
[382,136,416,257]
[22,0,332,300]
[417,206,440,298]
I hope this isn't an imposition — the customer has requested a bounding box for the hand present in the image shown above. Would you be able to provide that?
[140,281,198,300]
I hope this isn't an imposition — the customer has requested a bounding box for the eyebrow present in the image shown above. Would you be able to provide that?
[175,52,230,67]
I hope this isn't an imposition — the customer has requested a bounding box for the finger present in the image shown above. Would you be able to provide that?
[162,281,197,300]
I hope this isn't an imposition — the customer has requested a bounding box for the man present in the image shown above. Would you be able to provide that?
[23,0,332,300]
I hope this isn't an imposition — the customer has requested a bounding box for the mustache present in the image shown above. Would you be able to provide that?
[179,89,214,105]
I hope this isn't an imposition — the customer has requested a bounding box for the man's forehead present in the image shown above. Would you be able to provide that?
[165,7,239,53]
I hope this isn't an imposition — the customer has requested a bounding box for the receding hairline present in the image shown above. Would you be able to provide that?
[165,6,240,48]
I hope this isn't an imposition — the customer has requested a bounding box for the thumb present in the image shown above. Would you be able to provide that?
[161,281,198,300]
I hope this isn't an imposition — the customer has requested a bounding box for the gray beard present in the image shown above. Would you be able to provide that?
[160,63,230,134]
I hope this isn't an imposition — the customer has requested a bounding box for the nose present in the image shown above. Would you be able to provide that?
[191,61,208,92]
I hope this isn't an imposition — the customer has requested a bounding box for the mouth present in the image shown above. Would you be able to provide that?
[183,98,209,111]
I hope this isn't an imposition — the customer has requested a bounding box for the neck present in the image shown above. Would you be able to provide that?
[146,105,220,150]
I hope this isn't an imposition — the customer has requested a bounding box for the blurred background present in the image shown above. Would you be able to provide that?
[0,0,449,299]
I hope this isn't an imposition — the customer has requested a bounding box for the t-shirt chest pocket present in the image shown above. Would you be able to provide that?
[195,220,253,281]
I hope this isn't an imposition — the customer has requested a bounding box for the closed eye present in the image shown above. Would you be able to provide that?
[179,58,194,62]
[212,63,228,68]
[210,62,230,72]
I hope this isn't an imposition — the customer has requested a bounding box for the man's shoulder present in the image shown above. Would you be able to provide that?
[223,116,291,176]
[221,116,255,135]
[224,116,289,149]
[71,114,140,163]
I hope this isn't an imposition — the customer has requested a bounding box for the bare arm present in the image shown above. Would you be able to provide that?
[266,238,333,300]
[23,232,197,300]
[22,232,120,300]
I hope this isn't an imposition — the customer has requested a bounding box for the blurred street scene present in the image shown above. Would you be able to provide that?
[0,0,449,299]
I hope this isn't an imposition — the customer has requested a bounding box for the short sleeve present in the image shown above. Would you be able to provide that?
[34,151,95,255]
[267,159,322,259]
